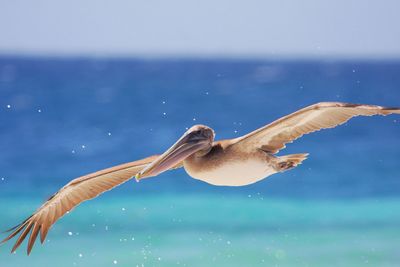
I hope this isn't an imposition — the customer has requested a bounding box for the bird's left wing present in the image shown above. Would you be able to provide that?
[1,155,182,254]
[231,102,400,154]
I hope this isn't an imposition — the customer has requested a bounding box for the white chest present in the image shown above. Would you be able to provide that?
[184,158,276,186]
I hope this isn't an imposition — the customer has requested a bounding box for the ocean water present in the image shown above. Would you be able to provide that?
[0,57,399,266]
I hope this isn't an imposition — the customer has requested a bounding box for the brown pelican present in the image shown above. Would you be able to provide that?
[2,102,400,254]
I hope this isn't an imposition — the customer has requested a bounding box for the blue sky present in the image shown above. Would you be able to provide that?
[1,0,399,58]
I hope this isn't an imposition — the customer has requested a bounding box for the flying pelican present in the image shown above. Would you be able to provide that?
[2,102,400,254]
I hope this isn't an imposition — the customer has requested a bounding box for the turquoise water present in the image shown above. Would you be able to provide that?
[1,194,399,266]
[1,58,400,266]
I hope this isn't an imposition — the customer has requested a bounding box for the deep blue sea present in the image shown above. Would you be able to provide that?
[0,57,399,266]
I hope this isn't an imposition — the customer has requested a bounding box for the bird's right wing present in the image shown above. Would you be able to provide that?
[1,154,181,254]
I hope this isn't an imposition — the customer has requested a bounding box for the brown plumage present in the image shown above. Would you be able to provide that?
[231,102,400,153]
[2,102,400,254]
[1,155,163,254]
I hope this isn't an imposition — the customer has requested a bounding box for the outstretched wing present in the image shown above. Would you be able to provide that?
[232,102,400,153]
[1,155,182,254]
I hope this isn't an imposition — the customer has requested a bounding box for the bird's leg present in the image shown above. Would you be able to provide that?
[273,153,309,172]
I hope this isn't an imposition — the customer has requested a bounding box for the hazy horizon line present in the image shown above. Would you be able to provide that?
[1,51,400,62]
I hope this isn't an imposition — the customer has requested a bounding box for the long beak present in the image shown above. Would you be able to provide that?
[135,132,210,180]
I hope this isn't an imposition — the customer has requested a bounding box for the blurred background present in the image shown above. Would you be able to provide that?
[0,1,399,266]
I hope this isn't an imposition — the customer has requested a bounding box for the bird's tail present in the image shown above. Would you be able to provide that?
[275,153,309,172]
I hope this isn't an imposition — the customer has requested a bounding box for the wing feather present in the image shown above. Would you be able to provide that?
[2,154,181,254]
[232,102,400,153]
[27,221,41,255]
[11,222,33,253]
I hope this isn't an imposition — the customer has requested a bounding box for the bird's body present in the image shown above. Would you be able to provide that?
[183,141,278,186]
[2,102,400,254]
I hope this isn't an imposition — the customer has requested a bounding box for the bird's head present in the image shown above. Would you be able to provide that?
[136,124,215,179]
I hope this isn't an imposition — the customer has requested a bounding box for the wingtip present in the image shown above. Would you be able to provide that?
[2,224,20,234]
[0,238,8,246]
[11,245,17,254]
